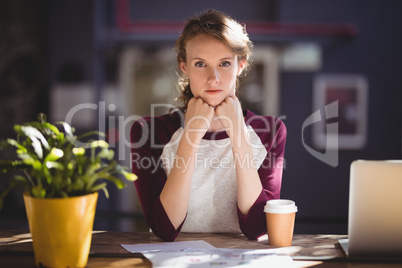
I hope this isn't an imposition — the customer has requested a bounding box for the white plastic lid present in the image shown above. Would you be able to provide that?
[264,199,298,214]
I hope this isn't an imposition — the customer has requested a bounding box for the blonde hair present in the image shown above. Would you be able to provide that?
[174,9,253,111]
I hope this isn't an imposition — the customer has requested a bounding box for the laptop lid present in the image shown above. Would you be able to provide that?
[347,160,402,258]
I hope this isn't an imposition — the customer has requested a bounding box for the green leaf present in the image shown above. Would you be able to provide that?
[31,185,46,198]
[97,148,114,160]
[91,140,109,149]
[58,122,74,138]
[69,179,85,192]
[37,113,47,123]
[85,163,101,176]
[13,175,29,184]
[25,121,60,137]
[121,170,137,181]
[45,161,64,170]
[0,160,27,172]
[14,126,51,159]
[44,148,64,162]
[43,122,60,135]
[72,147,85,155]
[100,187,109,199]
[89,182,107,193]
[103,175,126,189]
[20,126,50,150]
[22,158,42,170]
[6,139,27,153]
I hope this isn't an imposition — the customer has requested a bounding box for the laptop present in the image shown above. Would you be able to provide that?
[339,160,402,260]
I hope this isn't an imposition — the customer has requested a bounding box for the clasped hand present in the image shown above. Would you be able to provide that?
[184,96,245,144]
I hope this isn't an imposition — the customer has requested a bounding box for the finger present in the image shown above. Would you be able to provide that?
[220,97,231,105]
[188,97,198,107]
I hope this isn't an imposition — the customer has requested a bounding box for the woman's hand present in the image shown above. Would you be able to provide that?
[184,98,215,145]
[215,96,245,141]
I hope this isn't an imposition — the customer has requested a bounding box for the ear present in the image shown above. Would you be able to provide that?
[179,61,188,76]
[237,58,247,76]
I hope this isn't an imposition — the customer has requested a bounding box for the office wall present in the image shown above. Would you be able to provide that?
[278,0,402,233]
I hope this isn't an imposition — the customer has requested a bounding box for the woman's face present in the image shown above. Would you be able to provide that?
[180,35,245,108]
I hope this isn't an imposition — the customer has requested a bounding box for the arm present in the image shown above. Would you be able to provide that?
[131,99,214,241]
[216,97,287,239]
[215,96,264,215]
[237,118,287,239]
[160,98,214,229]
[131,118,181,241]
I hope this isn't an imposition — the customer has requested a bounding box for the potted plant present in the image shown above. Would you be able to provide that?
[0,113,137,268]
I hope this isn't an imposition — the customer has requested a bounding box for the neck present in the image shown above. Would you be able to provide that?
[209,114,225,132]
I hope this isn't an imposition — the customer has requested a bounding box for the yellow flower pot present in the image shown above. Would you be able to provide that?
[23,192,98,268]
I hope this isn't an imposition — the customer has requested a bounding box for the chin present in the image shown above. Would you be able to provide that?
[208,101,224,108]
[204,97,225,107]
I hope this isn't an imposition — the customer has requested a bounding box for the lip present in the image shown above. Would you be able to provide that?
[205,89,223,94]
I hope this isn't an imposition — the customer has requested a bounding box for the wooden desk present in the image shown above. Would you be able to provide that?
[1,229,401,267]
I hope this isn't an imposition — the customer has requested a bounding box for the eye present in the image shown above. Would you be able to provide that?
[195,61,206,67]
[220,61,231,67]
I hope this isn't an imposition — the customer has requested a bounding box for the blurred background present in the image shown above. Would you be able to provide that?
[1,0,401,234]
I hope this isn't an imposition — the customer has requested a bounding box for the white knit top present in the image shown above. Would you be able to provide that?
[161,126,267,233]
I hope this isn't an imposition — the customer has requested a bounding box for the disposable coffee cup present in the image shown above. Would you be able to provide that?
[264,199,297,247]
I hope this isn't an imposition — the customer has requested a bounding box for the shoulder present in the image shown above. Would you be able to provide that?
[244,110,286,134]
[244,110,287,146]
[132,111,183,129]
[131,111,184,143]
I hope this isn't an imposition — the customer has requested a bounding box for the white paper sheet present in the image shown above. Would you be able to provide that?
[176,248,294,267]
[121,241,294,267]
[121,240,216,253]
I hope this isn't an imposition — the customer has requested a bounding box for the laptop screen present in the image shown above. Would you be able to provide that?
[348,160,402,257]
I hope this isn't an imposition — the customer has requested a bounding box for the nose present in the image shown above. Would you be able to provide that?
[208,67,220,85]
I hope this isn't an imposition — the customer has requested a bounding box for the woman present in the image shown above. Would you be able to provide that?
[130,9,286,242]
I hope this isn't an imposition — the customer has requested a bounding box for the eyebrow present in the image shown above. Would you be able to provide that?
[190,56,235,61]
